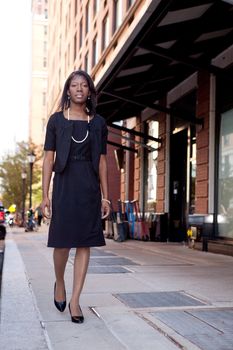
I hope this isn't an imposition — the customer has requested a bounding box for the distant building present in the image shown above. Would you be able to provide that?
[30,0,48,147]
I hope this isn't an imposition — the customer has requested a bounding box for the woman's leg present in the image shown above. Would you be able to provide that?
[69,247,90,315]
[54,248,70,301]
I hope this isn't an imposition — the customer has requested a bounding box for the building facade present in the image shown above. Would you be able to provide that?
[46,0,233,244]
[30,0,48,147]
[46,0,142,114]
[46,0,142,208]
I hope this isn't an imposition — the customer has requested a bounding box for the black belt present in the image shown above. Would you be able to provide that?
[68,154,92,161]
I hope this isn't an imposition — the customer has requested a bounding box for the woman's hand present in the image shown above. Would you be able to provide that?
[101,200,111,219]
[41,197,51,219]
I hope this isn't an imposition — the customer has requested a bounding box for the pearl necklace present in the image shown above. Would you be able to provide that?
[67,108,90,144]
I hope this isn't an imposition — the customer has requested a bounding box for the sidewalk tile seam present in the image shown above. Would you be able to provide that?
[184,310,225,334]
[135,312,185,350]
[141,312,202,350]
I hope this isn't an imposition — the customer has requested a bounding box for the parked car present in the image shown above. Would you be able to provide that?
[0,205,6,240]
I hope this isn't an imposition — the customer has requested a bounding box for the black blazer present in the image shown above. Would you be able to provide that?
[44,111,108,175]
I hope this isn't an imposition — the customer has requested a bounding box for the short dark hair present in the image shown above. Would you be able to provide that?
[59,70,97,115]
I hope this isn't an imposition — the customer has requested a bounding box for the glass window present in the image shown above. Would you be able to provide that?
[92,36,98,67]
[218,108,233,238]
[85,1,90,35]
[79,19,83,48]
[38,4,42,15]
[102,14,109,51]
[42,118,46,132]
[42,92,46,106]
[60,2,62,23]
[74,33,77,61]
[189,128,196,214]
[84,53,88,72]
[59,35,61,57]
[93,0,100,15]
[75,0,78,16]
[68,3,71,26]
[65,14,68,37]
[224,134,230,146]
[146,121,159,209]
[127,0,135,9]
[113,0,122,33]
[68,43,70,67]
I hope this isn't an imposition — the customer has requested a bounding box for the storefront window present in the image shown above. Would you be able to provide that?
[218,108,233,238]
[146,121,158,210]
[189,128,196,214]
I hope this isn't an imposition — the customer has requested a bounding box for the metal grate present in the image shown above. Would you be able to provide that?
[89,257,138,266]
[152,309,233,350]
[115,291,206,308]
[87,266,131,274]
[90,249,116,257]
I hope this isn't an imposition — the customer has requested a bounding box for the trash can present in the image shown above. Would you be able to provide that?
[155,213,168,242]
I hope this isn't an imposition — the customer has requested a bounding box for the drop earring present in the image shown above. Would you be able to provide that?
[86,96,91,113]
[67,95,71,107]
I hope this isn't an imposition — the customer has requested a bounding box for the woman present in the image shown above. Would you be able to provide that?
[42,70,110,324]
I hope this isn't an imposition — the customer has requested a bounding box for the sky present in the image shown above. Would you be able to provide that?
[0,0,32,159]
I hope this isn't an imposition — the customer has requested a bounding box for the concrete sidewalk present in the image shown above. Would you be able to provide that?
[1,226,233,350]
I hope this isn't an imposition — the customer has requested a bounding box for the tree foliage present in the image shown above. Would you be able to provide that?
[0,141,43,211]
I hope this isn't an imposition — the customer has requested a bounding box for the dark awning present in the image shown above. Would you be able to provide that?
[96,0,233,124]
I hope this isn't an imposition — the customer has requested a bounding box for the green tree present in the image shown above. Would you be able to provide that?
[0,141,43,211]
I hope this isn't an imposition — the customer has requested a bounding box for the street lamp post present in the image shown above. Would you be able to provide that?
[27,151,36,209]
[21,171,27,227]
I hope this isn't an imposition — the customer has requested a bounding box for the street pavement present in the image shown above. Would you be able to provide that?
[1,224,233,350]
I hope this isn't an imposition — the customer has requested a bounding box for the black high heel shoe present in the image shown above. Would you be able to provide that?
[54,282,66,312]
[68,303,84,323]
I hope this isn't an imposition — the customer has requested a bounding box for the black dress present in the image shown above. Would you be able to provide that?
[47,120,106,248]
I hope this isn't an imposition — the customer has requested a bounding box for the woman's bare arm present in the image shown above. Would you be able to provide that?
[99,154,110,218]
[41,151,55,218]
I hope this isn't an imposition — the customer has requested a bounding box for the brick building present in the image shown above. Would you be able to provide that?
[95,0,233,243]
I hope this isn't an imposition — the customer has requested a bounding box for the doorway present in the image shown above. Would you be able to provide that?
[169,128,188,241]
